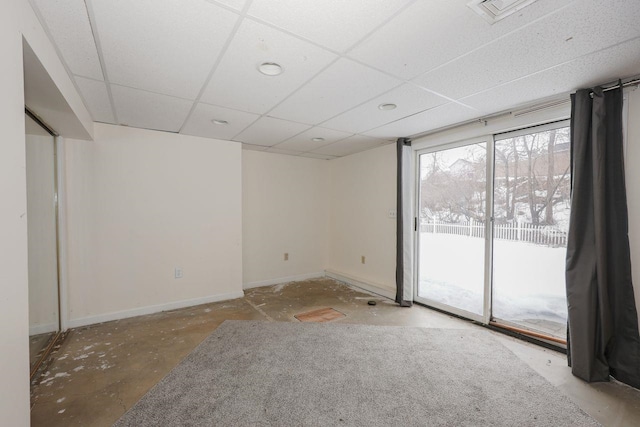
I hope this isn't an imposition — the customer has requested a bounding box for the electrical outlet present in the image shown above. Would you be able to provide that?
[361,256,366,264]
[175,267,183,279]
[388,209,397,219]
[284,253,289,261]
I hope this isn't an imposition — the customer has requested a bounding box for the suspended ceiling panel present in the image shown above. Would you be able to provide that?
[74,76,114,123]
[180,102,260,141]
[322,83,450,134]
[89,0,238,99]
[310,135,389,157]
[110,85,193,132]
[199,19,337,114]
[273,126,352,152]
[30,0,640,158]
[269,58,401,124]
[247,0,414,53]
[233,115,310,146]
[32,0,104,80]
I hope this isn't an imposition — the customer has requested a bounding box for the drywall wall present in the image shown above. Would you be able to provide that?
[242,150,329,287]
[64,124,243,326]
[0,0,92,424]
[327,144,397,295]
[625,88,640,326]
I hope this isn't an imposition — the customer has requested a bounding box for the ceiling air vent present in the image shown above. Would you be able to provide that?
[468,0,540,24]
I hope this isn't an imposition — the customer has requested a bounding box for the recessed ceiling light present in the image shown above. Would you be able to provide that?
[258,62,283,76]
[311,137,325,142]
[378,103,397,111]
[211,119,229,125]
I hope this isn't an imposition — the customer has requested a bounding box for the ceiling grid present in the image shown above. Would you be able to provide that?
[29,0,640,158]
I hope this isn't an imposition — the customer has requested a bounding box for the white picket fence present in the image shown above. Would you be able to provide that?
[420,218,567,247]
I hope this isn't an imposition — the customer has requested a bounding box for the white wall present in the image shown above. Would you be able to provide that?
[625,88,640,326]
[242,151,329,287]
[0,1,92,425]
[327,144,397,295]
[64,124,243,326]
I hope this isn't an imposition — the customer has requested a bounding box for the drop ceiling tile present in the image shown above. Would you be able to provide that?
[200,19,336,114]
[298,153,337,160]
[248,0,413,52]
[110,85,193,132]
[311,135,390,157]
[364,102,480,139]
[274,127,351,152]
[413,0,640,100]
[90,0,239,99]
[269,58,401,124]
[74,76,115,123]
[264,147,303,156]
[32,0,104,80]
[322,83,449,134]
[180,103,259,141]
[462,37,640,115]
[349,0,571,80]
[207,0,247,12]
[242,143,269,152]
[233,116,310,146]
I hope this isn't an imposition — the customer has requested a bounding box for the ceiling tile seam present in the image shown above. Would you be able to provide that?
[177,0,252,135]
[409,0,580,82]
[27,0,102,124]
[457,34,640,104]
[203,0,244,15]
[342,0,420,55]
[311,82,408,132]
[244,15,343,56]
[228,55,342,141]
[108,82,197,103]
[84,0,119,124]
[269,131,352,152]
[364,101,477,137]
[245,14,419,85]
[408,80,478,110]
[292,133,390,157]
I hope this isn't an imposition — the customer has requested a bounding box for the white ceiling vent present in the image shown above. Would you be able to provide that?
[468,0,540,24]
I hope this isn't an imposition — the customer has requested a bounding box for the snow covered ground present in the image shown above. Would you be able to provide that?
[418,233,567,338]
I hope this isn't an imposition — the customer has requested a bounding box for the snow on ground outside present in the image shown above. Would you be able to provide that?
[418,233,567,338]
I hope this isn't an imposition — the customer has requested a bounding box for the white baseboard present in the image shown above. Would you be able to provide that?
[29,322,58,336]
[67,290,245,329]
[243,272,325,290]
[325,269,396,300]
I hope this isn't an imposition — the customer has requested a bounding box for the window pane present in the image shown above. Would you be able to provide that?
[492,127,570,338]
[417,143,487,317]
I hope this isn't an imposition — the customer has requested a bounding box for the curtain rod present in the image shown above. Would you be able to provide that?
[597,77,640,93]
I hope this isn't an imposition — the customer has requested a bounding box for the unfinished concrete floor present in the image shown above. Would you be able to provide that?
[30,278,640,426]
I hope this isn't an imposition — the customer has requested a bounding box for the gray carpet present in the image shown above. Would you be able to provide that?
[114,321,599,426]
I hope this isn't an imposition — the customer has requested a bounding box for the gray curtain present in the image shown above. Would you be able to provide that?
[396,137,412,307]
[566,86,640,389]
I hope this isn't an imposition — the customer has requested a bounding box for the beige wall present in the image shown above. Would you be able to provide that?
[242,150,329,287]
[0,0,92,424]
[327,144,397,294]
[625,88,640,326]
[64,124,243,326]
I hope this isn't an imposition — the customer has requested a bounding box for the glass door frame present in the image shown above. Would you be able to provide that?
[413,136,494,325]
[489,119,570,339]
[25,108,64,380]
[413,119,570,339]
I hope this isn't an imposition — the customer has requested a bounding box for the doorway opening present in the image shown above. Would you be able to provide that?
[25,109,65,381]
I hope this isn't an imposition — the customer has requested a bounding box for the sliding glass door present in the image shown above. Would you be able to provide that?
[415,121,570,341]
[492,124,571,339]
[416,141,489,321]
